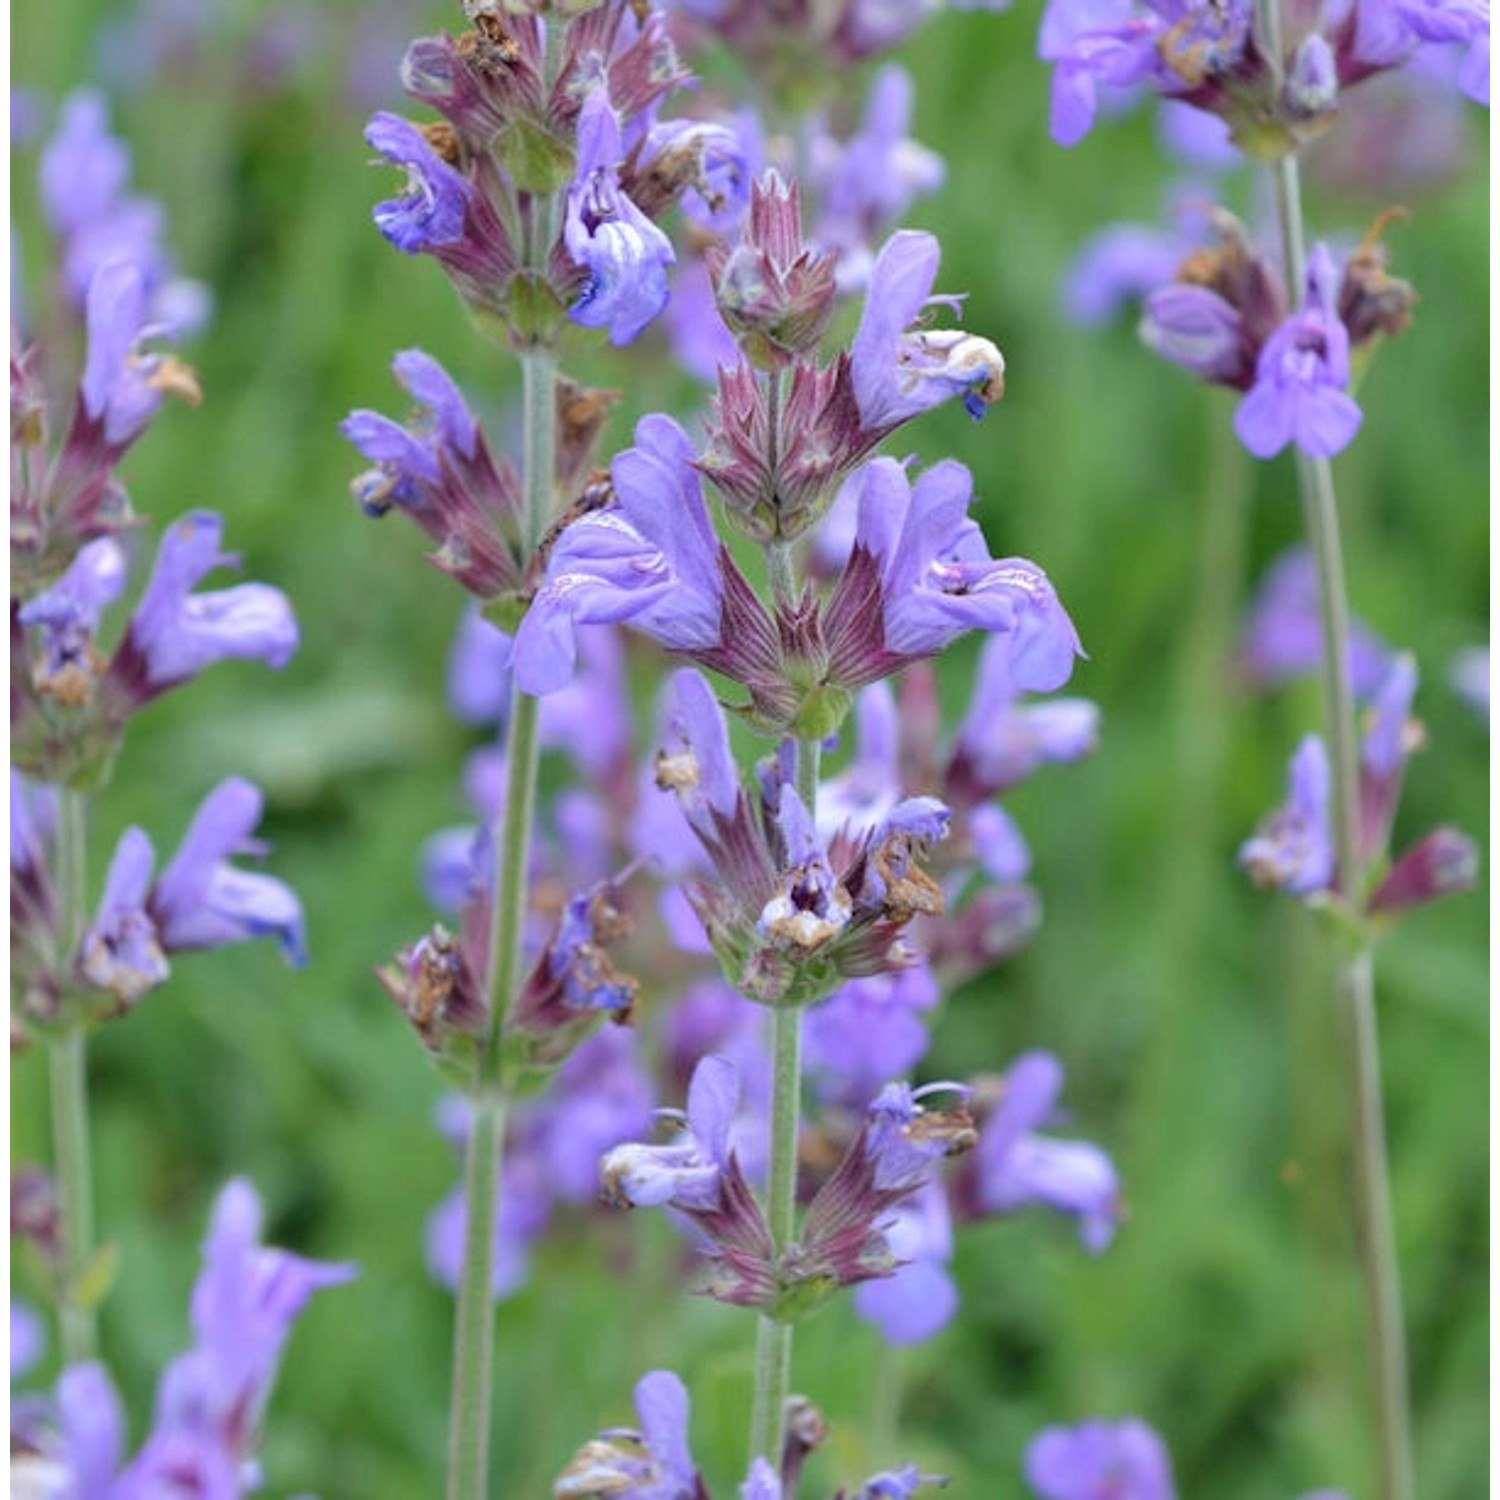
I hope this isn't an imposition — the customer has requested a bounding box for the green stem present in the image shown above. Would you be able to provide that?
[51,788,96,1365]
[446,343,553,1500]
[749,735,820,1466]
[1265,146,1413,1500]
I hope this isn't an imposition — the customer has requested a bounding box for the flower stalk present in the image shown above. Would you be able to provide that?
[50,787,97,1365]
[446,344,552,1500]
[749,730,820,1466]
[1261,85,1414,1500]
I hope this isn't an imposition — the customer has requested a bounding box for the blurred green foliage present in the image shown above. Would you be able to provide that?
[11,1,1488,1496]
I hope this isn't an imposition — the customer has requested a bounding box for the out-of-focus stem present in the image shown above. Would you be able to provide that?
[1263,128,1414,1500]
[51,788,96,1365]
[748,734,819,1466]
[446,339,552,1500]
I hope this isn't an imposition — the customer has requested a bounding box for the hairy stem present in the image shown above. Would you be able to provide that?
[1265,145,1413,1500]
[748,734,820,1465]
[446,342,553,1500]
[50,788,96,1365]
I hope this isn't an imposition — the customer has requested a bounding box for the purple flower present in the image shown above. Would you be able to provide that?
[852,232,1005,428]
[10,1298,45,1381]
[1025,1417,1175,1499]
[758,786,853,954]
[150,778,307,964]
[805,965,938,1106]
[952,634,1100,795]
[48,1180,353,1497]
[427,1147,553,1301]
[1140,282,1246,383]
[513,416,722,694]
[365,111,471,253]
[342,349,523,599]
[556,1370,701,1500]
[853,457,1082,688]
[1352,0,1490,104]
[811,66,945,290]
[17,536,129,697]
[112,511,298,697]
[853,1462,951,1498]
[78,262,180,448]
[1063,222,1193,327]
[601,1054,739,1211]
[975,1051,1121,1251]
[817,681,904,840]
[1234,244,1363,459]
[447,606,514,725]
[1238,735,1335,895]
[78,827,170,1004]
[1239,546,1390,698]
[565,90,675,346]
[742,1455,782,1500]
[852,1178,958,1343]
[667,256,742,382]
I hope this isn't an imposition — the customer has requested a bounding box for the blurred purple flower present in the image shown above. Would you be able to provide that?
[1240,546,1390,698]
[1238,734,1335,894]
[150,778,306,964]
[805,965,938,1106]
[78,827,169,1004]
[1234,244,1363,459]
[110,511,297,700]
[852,1178,957,1343]
[974,1051,1121,1251]
[1025,1416,1175,1499]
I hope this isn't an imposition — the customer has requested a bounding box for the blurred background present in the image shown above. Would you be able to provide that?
[11,1,1489,1495]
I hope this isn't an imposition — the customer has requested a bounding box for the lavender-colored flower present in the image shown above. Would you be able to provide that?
[1351,0,1490,104]
[1238,735,1335,895]
[758,786,853,954]
[1234,244,1363,459]
[17,536,129,702]
[852,1462,951,1498]
[78,261,188,448]
[602,1054,739,1212]
[851,232,1005,429]
[811,66,945,290]
[1139,282,1246,383]
[952,634,1100,796]
[45,1180,352,1497]
[365,110,471,253]
[513,416,722,694]
[149,778,307,964]
[817,681,904,840]
[806,966,938,1107]
[974,1051,1121,1251]
[1025,1417,1175,1499]
[1239,546,1390,698]
[37,88,206,331]
[427,1144,553,1300]
[110,511,297,698]
[742,1455,782,1500]
[556,1370,701,1500]
[10,1298,45,1381]
[565,90,675,346]
[78,827,170,1004]
[447,606,514,725]
[853,457,1082,689]
[852,1178,957,1343]
[1063,221,1193,327]
[1041,0,1251,148]
[667,256,742,381]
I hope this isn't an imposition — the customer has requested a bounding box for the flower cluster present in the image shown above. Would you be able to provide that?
[1240,654,1478,915]
[364,0,747,348]
[11,1180,354,1497]
[1040,0,1487,154]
